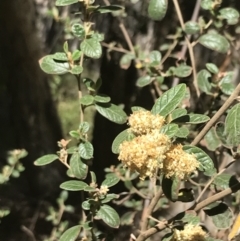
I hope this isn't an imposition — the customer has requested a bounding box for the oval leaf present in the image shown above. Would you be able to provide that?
[151,84,186,116]
[148,0,168,21]
[39,56,69,75]
[198,33,230,54]
[219,7,239,25]
[184,21,200,34]
[120,53,135,69]
[95,103,127,124]
[204,128,221,151]
[102,173,120,187]
[175,126,189,138]
[80,39,102,59]
[60,180,88,191]
[80,95,95,106]
[159,124,179,138]
[94,94,111,103]
[79,141,94,159]
[136,75,152,87]
[183,145,216,176]
[97,204,120,228]
[174,65,192,78]
[224,103,240,146]
[204,203,233,229]
[197,69,212,94]
[187,114,210,124]
[59,225,81,241]
[34,154,58,166]
[219,72,235,95]
[112,129,135,154]
[70,152,88,179]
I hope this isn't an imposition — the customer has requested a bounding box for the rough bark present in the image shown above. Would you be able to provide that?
[0,1,63,240]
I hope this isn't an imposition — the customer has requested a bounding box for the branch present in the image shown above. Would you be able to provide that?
[191,82,240,146]
[140,187,163,231]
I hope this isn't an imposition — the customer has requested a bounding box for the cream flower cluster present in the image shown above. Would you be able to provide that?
[171,224,207,241]
[118,110,199,180]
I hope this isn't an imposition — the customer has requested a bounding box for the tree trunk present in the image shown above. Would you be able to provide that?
[0,1,63,240]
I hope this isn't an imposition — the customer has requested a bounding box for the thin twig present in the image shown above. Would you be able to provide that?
[101,42,131,54]
[136,179,240,241]
[196,166,228,203]
[191,83,240,146]
[140,187,163,232]
[172,0,200,97]
[21,226,37,241]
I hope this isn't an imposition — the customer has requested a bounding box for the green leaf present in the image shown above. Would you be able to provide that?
[219,72,235,95]
[197,69,212,94]
[90,171,97,183]
[63,41,68,53]
[112,129,135,154]
[83,78,96,92]
[70,66,83,75]
[183,145,216,176]
[204,202,233,229]
[102,173,120,187]
[204,128,221,151]
[162,176,180,202]
[91,33,104,42]
[175,126,189,138]
[201,0,214,10]
[56,0,78,5]
[60,180,88,191]
[136,75,152,87]
[80,95,95,106]
[94,94,111,103]
[219,8,239,25]
[70,152,88,179]
[69,130,80,139]
[72,23,85,39]
[131,106,146,112]
[72,50,81,61]
[184,21,200,34]
[82,200,91,210]
[224,103,240,146]
[80,39,102,59]
[96,5,124,13]
[181,212,200,225]
[187,114,210,124]
[212,174,233,190]
[151,84,186,116]
[215,122,231,148]
[206,63,219,74]
[97,205,120,228]
[149,50,162,66]
[79,122,90,133]
[120,211,136,225]
[59,225,81,241]
[34,154,58,166]
[170,108,187,120]
[120,53,135,69]
[95,103,127,124]
[159,124,179,138]
[174,65,192,78]
[79,141,94,159]
[52,52,68,61]
[102,194,119,203]
[39,56,69,75]
[148,0,168,21]
[198,33,230,54]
